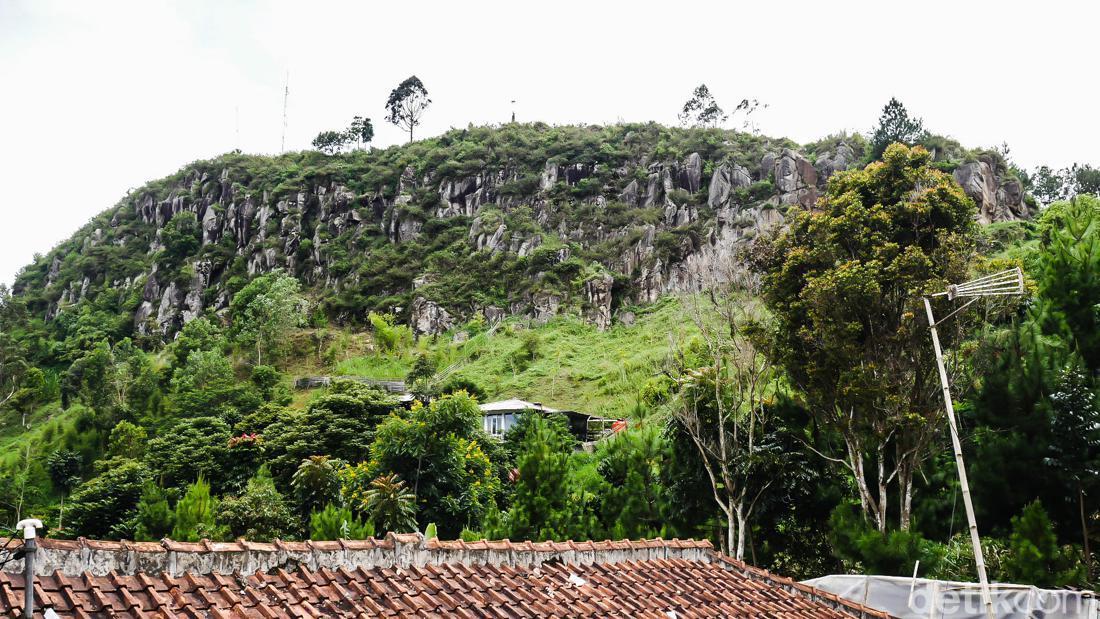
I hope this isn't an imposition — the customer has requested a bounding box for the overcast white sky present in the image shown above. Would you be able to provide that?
[1,0,1096,285]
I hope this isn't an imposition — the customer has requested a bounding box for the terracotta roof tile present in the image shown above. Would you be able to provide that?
[0,536,891,618]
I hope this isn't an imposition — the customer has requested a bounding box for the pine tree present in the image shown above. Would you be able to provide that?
[309,504,373,541]
[869,98,924,160]
[500,415,593,541]
[1045,364,1100,581]
[134,483,174,541]
[172,476,220,541]
[1004,501,1084,587]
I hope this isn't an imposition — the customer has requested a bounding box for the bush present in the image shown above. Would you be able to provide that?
[310,504,374,540]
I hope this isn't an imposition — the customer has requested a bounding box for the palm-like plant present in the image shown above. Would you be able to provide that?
[364,473,418,534]
[291,455,342,517]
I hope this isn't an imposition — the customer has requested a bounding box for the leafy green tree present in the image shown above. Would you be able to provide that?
[347,116,374,150]
[1029,165,1069,206]
[170,316,227,368]
[752,144,976,532]
[46,449,82,532]
[249,365,284,402]
[385,75,431,143]
[172,476,222,542]
[161,212,201,265]
[229,271,308,365]
[168,350,260,421]
[145,417,233,491]
[406,352,436,384]
[291,455,343,518]
[678,84,726,128]
[310,504,374,540]
[11,366,45,427]
[1073,164,1100,197]
[365,392,498,536]
[107,420,147,460]
[1003,501,1085,587]
[264,381,395,481]
[134,483,174,541]
[217,466,298,541]
[312,130,350,154]
[66,458,149,539]
[869,98,925,160]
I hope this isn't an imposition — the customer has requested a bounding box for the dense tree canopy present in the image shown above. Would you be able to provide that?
[753,143,977,532]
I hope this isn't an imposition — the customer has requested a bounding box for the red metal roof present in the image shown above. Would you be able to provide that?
[0,536,890,618]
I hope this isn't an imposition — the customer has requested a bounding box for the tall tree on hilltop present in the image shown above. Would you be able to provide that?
[385,76,431,143]
[869,98,925,160]
[347,116,374,150]
[751,143,977,532]
[312,130,350,154]
[678,84,727,128]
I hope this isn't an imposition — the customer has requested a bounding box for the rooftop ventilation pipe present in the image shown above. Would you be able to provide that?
[16,519,41,619]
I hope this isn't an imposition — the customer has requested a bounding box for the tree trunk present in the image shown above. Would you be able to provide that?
[876,445,888,534]
[734,502,747,561]
[727,497,736,558]
[58,495,64,532]
[1081,484,1092,583]
[899,462,913,531]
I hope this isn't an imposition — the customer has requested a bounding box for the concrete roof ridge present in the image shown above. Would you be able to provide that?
[3,535,718,578]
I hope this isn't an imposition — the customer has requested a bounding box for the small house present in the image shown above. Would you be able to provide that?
[478,398,619,443]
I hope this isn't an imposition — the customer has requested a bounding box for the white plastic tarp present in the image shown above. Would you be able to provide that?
[803,574,1098,619]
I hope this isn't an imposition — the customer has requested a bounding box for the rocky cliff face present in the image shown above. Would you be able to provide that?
[13,125,1034,339]
[953,154,1036,224]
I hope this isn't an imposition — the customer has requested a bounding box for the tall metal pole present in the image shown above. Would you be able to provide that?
[280,70,289,153]
[923,297,994,619]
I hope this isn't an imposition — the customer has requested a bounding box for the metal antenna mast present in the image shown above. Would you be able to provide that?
[923,266,1024,619]
[280,71,290,153]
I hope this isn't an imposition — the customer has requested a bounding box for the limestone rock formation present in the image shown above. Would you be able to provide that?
[814,142,856,182]
[953,158,1035,223]
[411,297,454,336]
[772,149,818,208]
[19,125,1037,341]
[583,273,615,331]
[707,163,753,208]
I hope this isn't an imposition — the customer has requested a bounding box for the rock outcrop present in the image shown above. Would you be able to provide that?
[707,163,753,208]
[411,297,454,336]
[772,149,818,209]
[953,157,1035,224]
[583,273,615,331]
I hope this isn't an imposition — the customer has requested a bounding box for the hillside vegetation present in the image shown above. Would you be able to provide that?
[1,113,1098,587]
